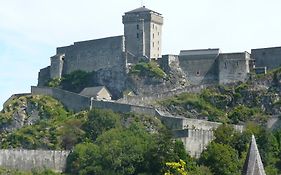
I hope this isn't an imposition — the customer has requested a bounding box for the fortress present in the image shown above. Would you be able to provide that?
[38,6,281,92]
[0,6,280,172]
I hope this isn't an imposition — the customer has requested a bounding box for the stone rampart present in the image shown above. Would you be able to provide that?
[252,47,281,70]
[57,36,126,74]
[30,86,243,157]
[31,86,91,112]
[0,149,70,172]
[181,129,214,158]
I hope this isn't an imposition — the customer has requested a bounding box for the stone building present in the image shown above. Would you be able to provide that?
[80,86,112,101]
[252,46,281,71]
[37,6,281,91]
[177,49,251,85]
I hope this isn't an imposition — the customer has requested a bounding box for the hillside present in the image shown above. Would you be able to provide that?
[158,68,281,127]
[1,69,281,174]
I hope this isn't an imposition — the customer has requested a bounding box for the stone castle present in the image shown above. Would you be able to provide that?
[38,6,281,93]
[1,6,273,173]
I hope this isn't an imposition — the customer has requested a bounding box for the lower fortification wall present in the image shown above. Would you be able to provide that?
[30,86,243,158]
[31,86,91,112]
[0,149,70,172]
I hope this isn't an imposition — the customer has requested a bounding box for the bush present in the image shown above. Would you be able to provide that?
[130,61,166,79]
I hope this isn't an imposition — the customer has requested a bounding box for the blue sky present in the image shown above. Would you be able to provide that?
[1,0,281,109]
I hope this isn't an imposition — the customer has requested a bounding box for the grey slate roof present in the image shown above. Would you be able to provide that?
[125,6,161,15]
[242,135,266,175]
[79,86,111,97]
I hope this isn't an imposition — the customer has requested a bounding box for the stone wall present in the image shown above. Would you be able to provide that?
[179,53,219,85]
[30,86,243,157]
[31,86,91,112]
[252,47,281,70]
[54,35,126,75]
[218,52,250,84]
[38,66,50,86]
[0,149,70,172]
[180,129,214,158]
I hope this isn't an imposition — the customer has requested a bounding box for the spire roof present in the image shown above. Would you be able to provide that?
[242,135,266,175]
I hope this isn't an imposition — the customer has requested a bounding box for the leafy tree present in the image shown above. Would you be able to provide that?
[83,109,121,141]
[66,142,101,175]
[60,70,95,93]
[199,142,240,175]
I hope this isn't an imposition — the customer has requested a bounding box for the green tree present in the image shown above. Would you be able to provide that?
[199,142,240,175]
[83,109,121,141]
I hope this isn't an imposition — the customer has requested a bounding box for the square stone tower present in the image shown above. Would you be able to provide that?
[122,6,163,61]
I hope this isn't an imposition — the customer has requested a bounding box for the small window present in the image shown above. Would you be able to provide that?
[137,33,139,39]
[196,71,200,75]
[158,41,159,44]
[153,42,154,47]
[224,62,227,69]
[158,47,159,51]
[158,32,160,36]
[152,24,154,29]
[236,61,239,66]
[153,33,154,39]
[137,24,139,30]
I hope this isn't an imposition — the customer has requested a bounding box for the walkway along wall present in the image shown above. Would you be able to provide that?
[0,149,70,172]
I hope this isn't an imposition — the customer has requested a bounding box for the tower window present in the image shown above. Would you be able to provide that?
[137,24,139,30]
[224,62,227,69]
[153,33,154,39]
[158,41,159,44]
[153,24,154,29]
[158,32,160,36]
[196,71,200,75]
[153,42,154,47]
[137,33,139,39]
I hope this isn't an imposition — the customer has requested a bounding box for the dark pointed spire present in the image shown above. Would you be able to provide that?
[242,135,266,175]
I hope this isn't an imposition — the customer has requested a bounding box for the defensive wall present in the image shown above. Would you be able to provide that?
[56,35,126,75]
[218,52,250,84]
[30,86,244,158]
[0,149,70,172]
[31,86,91,112]
[38,36,127,85]
[252,47,281,70]
[179,49,219,85]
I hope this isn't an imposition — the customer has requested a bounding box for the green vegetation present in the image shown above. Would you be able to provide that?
[199,124,281,175]
[46,78,61,88]
[1,79,281,174]
[160,83,270,124]
[130,61,166,79]
[160,92,226,122]
[46,70,97,93]
[0,168,60,175]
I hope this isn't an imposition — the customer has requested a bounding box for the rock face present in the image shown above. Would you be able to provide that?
[0,95,65,132]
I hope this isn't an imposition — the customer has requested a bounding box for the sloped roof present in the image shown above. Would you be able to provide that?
[79,86,111,97]
[242,135,266,175]
[125,6,161,15]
